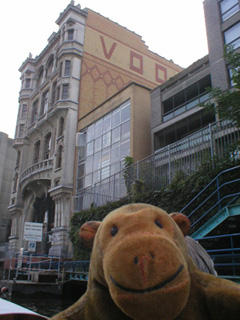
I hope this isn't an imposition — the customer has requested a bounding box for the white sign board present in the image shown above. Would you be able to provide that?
[24,222,43,242]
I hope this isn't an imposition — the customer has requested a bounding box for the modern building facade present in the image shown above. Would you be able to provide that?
[0,132,16,259]
[204,0,240,90]
[74,82,153,210]
[148,0,240,185]
[151,55,214,152]
[9,1,182,257]
[151,0,240,159]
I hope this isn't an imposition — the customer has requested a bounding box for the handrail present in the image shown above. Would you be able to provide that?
[187,181,240,220]
[181,165,240,214]
[196,232,240,277]
[191,193,240,228]
[195,232,240,241]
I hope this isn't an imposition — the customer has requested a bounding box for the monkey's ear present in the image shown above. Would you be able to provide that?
[169,213,191,236]
[79,221,101,248]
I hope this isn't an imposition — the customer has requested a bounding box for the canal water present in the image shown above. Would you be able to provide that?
[10,294,80,318]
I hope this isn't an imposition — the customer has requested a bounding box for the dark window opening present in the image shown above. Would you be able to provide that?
[154,109,216,151]
[162,75,212,121]
[163,97,173,114]
[186,83,198,101]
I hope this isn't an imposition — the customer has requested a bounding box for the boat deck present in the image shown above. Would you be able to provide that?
[0,298,47,319]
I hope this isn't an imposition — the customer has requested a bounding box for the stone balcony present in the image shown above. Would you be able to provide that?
[20,159,53,191]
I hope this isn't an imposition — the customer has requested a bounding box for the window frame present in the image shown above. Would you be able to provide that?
[224,22,240,49]
[62,84,69,100]
[64,60,71,76]
[220,0,239,22]
[21,104,27,118]
[77,100,131,190]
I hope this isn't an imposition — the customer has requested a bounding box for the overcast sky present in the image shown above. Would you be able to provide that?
[0,0,208,139]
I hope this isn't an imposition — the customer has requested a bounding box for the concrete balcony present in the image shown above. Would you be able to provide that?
[20,159,53,190]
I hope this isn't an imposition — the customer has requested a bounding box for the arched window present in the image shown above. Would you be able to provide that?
[44,133,51,160]
[56,145,63,169]
[58,117,64,137]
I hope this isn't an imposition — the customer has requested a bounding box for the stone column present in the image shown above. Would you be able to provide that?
[8,215,19,255]
[49,192,71,257]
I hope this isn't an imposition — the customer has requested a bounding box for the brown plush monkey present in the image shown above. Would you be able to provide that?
[50,203,240,320]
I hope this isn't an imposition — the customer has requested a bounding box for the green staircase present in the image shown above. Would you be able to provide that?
[181,165,240,279]
[192,203,240,239]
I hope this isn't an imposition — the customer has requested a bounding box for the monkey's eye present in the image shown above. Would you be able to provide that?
[111,225,118,236]
[155,219,163,229]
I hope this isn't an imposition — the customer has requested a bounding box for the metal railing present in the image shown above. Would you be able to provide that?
[181,165,240,233]
[2,254,90,284]
[63,261,90,281]
[74,118,240,211]
[198,233,240,277]
[2,252,62,282]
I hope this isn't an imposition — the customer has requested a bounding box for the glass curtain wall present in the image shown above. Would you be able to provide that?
[77,100,131,191]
